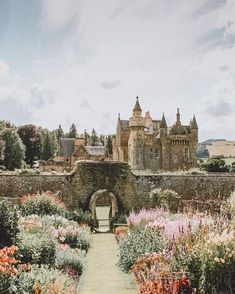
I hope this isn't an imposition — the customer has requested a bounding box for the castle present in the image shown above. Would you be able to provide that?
[112,97,198,171]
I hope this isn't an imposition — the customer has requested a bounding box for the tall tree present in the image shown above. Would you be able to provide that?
[107,135,113,155]
[67,123,77,138]
[41,132,54,161]
[84,129,89,146]
[56,125,64,141]
[0,139,5,162]
[1,128,25,170]
[99,134,105,146]
[18,124,42,165]
[90,128,99,146]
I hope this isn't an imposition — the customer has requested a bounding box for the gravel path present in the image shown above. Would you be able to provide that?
[78,233,136,294]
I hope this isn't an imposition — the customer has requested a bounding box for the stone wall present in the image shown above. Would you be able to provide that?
[133,173,235,210]
[0,173,69,204]
[0,161,235,211]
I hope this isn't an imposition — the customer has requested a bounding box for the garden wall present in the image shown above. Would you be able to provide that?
[0,161,235,211]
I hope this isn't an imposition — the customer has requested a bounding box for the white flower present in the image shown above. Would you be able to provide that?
[214,257,220,263]
[220,258,225,264]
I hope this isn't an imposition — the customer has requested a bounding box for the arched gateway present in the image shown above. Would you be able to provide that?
[89,189,118,232]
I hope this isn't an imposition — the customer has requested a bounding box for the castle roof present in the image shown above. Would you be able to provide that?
[160,113,167,128]
[59,138,75,156]
[133,96,142,112]
[191,115,198,129]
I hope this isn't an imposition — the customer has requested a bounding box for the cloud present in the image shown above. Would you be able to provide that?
[40,0,82,31]
[79,99,92,110]
[0,97,32,125]
[204,99,234,117]
[219,65,229,71]
[194,0,227,17]
[101,81,121,90]
[0,59,10,78]
[30,86,54,107]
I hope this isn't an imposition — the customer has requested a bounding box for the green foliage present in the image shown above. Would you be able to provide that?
[18,124,42,165]
[196,147,209,158]
[118,228,165,272]
[19,192,67,217]
[66,209,98,230]
[41,132,55,160]
[52,226,91,252]
[170,231,235,293]
[56,124,64,140]
[17,231,57,266]
[230,161,235,172]
[90,128,99,146]
[15,265,77,294]
[110,214,127,229]
[0,139,5,161]
[0,274,14,294]
[0,128,25,170]
[150,188,180,212]
[67,123,77,138]
[107,135,113,155]
[0,200,19,248]
[56,247,85,276]
[202,156,229,172]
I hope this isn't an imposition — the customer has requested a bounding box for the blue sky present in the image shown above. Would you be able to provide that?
[0,0,235,141]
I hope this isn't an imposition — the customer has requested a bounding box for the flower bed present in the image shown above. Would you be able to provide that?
[119,207,235,293]
[0,191,92,293]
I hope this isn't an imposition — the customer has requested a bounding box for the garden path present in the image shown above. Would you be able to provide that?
[78,233,136,294]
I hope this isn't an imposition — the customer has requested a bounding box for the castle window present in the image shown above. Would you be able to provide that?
[155,149,160,158]
[184,148,189,158]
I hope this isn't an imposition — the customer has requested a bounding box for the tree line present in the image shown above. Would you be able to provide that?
[0,121,113,171]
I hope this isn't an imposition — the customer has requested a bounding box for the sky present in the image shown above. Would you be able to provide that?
[0,0,235,142]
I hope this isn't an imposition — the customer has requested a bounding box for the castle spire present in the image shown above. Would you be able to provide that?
[191,114,198,129]
[118,113,120,121]
[176,108,181,126]
[160,113,167,128]
[133,96,142,112]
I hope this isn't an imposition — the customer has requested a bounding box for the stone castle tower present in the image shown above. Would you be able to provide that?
[113,97,198,171]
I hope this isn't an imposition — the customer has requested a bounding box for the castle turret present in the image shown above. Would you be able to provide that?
[128,97,145,170]
[160,113,167,129]
[191,115,198,130]
[176,108,181,126]
[190,114,198,141]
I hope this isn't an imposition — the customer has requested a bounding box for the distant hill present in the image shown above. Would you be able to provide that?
[199,139,226,148]
[197,139,225,158]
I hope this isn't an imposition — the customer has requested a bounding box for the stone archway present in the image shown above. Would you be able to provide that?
[89,189,118,219]
[89,189,118,232]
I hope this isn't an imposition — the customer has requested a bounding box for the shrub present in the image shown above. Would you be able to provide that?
[114,226,129,242]
[118,228,165,272]
[110,214,127,229]
[0,165,6,171]
[170,228,235,292]
[52,226,91,252]
[230,161,235,173]
[56,246,85,277]
[66,209,98,230]
[201,156,229,172]
[0,245,19,294]
[0,200,19,247]
[150,188,181,212]
[17,231,57,266]
[15,265,77,294]
[19,191,67,216]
